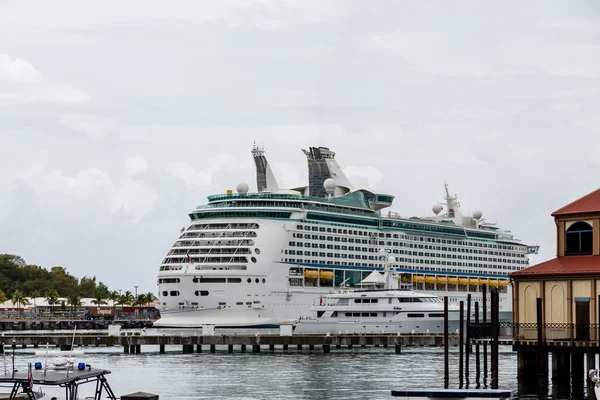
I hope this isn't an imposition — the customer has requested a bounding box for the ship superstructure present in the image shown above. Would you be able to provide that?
[153,144,539,328]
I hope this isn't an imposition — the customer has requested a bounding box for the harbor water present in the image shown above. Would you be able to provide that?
[4,339,594,399]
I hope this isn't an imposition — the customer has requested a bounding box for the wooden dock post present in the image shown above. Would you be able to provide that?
[196,344,201,353]
[536,297,547,387]
[228,344,233,353]
[283,344,288,351]
[135,344,141,354]
[482,284,488,383]
[475,301,480,386]
[491,290,499,389]
[297,344,302,351]
[159,344,165,354]
[210,344,215,353]
[241,344,246,353]
[323,344,330,353]
[124,345,129,354]
[466,293,471,382]
[459,300,464,387]
[269,344,275,351]
[444,296,449,389]
[252,344,260,353]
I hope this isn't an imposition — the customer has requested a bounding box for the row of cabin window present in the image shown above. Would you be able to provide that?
[296,224,523,251]
[338,312,445,318]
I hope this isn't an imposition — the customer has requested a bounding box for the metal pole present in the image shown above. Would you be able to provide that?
[537,297,544,387]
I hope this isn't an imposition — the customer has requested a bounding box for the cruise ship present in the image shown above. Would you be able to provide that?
[153,144,539,328]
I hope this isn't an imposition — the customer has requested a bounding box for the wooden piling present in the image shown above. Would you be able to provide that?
[269,344,275,351]
[475,301,480,386]
[159,344,165,354]
[444,296,449,389]
[482,284,488,382]
[491,290,499,389]
[323,345,330,353]
[228,344,233,353]
[241,344,246,352]
[536,297,545,386]
[459,300,464,387]
[466,293,471,382]
[196,344,201,353]
[252,344,260,353]
[210,344,215,353]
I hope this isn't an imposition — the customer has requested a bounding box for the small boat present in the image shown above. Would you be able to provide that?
[294,255,462,335]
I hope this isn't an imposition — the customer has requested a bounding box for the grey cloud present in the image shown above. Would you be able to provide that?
[0,0,599,291]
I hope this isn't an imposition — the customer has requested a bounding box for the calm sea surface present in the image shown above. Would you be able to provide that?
[2,329,595,399]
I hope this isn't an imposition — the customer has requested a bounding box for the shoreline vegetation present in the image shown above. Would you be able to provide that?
[0,254,157,317]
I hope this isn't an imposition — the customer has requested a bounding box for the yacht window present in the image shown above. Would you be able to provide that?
[429,313,445,317]
[200,278,226,283]
[407,313,425,318]
[169,291,180,296]
[361,312,370,317]
[370,313,377,317]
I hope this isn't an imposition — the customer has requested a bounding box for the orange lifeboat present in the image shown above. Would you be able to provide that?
[319,270,334,281]
[304,270,319,280]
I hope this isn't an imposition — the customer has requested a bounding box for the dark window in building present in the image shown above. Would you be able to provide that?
[566,221,593,255]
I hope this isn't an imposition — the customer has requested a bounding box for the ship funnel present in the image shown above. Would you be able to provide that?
[252,142,279,193]
[301,146,352,197]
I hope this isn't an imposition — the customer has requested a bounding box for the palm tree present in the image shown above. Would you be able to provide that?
[120,291,134,306]
[29,290,41,314]
[11,290,29,316]
[67,294,82,315]
[45,289,59,318]
[108,290,120,312]
[91,293,107,306]
[145,292,157,306]
[134,294,145,307]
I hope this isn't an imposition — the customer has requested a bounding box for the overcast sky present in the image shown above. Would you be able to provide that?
[1,1,599,294]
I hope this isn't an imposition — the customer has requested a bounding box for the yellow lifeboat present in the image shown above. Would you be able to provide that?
[304,270,319,280]
[436,276,447,285]
[425,276,437,285]
[487,279,498,287]
[447,277,458,285]
[458,278,469,286]
[413,275,425,284]
[319,270,334,281]
[498,279,508,288]
[469,278,479,286]
[479,278,489,286]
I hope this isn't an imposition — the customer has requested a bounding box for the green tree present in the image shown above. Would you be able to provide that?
[145,292,157,306]
[45,289,59,317]
[91,288,107,306]
[78,276,97,297]
[0,289,7,304]
[67,294,82,314]
[11,289,29,313]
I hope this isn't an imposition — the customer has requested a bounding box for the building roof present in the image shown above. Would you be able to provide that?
[510,255,600,278]
[552,188,600,217]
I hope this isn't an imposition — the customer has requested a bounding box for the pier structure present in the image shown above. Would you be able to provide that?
[0,332,461,355]
[508,187,600,396]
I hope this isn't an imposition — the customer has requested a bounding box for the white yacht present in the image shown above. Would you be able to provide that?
[294,252,461,334]
[153,144,539,328]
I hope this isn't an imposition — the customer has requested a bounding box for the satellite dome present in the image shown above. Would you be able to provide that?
[323,178,336,195]
[378,248,387,255]
[387,255,396,264]
[473,210,483,220]
[432,204,442,215]
[236,182,249,194]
